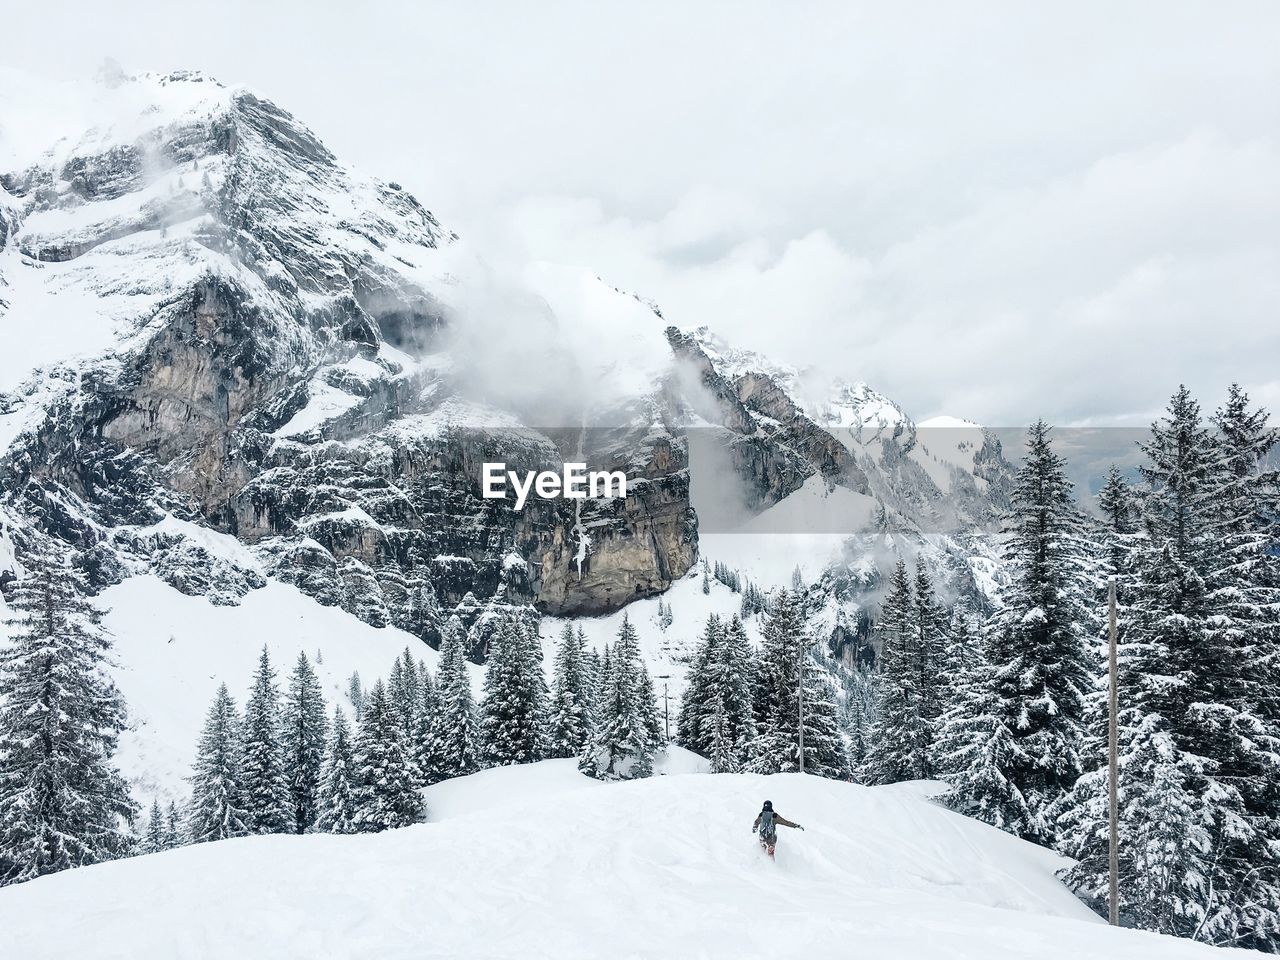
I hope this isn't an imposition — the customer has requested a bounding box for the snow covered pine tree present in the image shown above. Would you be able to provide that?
[282,651,329,833]
[0,547,135,885]
[862,558,946,784]
[351,681,424,831]
[479,617,550,766]
[241,647,294,835]
[580,618,661,780]
[944,422,1094,844]
[188,683,250,843]
[317,705,359,835]
[549,623,594,759]
[429,617,482,779]
[677,614,755,771]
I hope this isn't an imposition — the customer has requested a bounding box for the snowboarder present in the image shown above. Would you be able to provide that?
[752,800,803,858]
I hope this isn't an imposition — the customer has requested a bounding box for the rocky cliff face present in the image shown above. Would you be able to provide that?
[0,68,1011,660]
[0,70,701,643]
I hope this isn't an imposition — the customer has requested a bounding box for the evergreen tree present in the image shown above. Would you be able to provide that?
[580,619,658,780]
[1097,465,1139,580]
[479,618,550,766]
[842,665,880,770]
[351,681,424,831]
[677,615,723,750]
[410,661,439,785]
[430,617,482,779]
[1211,383,1280,849]
[548,623,593,758]
[862,560,927,783]
[746,591,850,779]
[187,683,249,843]
[677,614,755,769]
[946,422,1094,844]
[142,799,167,854]
[347,672,365,721]
[740,581,767,618]
[388,650,422,736]
[165,801,182,848]
[281,651,328,833]
[582,640,602,708]
[706,701,738,773]
[317,705,359,834]
[1058,713,1218,940]
[936,610,1031,829]
[594,643,613,718]
[240,647,292,834]
[638,662,666,749]
[911,559,947,732]
[0,550,136,885]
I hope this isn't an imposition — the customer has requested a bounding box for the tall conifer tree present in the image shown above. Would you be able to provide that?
[187,683,249,843]
[0,550,135,885]
[430,617,482,778]
[317,705,359,834]
[946,422,1094,844]
[479,619,549,766]
[240,647,292,834]
[281,651,328,833]
[548,623,593,758]
[580,619,658,780]
[352,681,424,831]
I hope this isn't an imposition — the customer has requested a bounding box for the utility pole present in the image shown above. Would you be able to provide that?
[656,674,672,742]
[1108,576,1120,926]
[797,630,806,775]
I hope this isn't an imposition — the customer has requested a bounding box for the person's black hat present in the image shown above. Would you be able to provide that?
[762,800,773,811]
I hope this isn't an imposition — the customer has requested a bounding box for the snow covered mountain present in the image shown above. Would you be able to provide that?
[1,66,1014,796]
[0,760,1252,960]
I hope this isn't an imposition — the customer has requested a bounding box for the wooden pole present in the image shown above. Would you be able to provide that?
[798,631,806,774]
[1108,576,1120,926]
[663,680,670,743]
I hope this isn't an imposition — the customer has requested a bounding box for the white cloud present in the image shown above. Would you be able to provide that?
[475,128,1279,426]
[3,1,1277,424]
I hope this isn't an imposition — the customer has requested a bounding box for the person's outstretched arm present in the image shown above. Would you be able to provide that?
[775,814,804,830]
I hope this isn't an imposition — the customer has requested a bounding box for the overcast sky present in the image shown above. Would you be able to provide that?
[5,2,1278,426]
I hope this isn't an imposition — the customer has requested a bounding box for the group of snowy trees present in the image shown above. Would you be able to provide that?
[917,386,1280,951]
[677,592,851,779]
[0,560,666,888]
[577,619,666,780]
[860,558,950,784]
[176,612,665,851]
[703,558,786,620]
[183,646,409,843]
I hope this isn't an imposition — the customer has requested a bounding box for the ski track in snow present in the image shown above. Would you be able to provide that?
[0,761,1254,960]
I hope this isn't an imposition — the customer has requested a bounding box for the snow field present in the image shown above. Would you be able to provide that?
[0,761,1254,960]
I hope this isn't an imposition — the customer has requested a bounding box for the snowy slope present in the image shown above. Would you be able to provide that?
[96,574,485,804]
[0,761,1255,960]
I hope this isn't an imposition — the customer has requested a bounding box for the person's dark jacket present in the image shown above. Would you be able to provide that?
[753,811,800,832]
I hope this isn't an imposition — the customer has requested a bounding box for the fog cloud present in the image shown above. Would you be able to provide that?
[5,1,1277,426]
